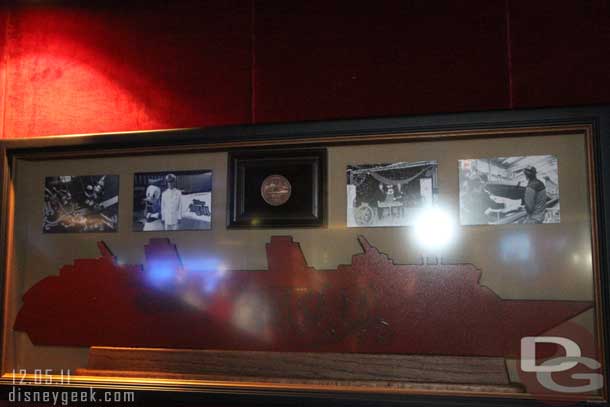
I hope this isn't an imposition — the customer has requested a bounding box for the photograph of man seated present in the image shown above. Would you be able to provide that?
[459,155,560,225]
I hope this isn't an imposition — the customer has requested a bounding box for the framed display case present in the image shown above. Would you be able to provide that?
[0,106,609,406]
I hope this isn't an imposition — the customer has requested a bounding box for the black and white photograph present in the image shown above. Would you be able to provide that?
[133,170,212,231]
[43,175,119,233]
[459,155,560,225]
[347,161,438,227]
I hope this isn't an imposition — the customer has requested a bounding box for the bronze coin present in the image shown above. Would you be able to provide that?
[261,175,292,206]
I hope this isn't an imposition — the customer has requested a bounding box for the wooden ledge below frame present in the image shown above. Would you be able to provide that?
[75,347,525,393]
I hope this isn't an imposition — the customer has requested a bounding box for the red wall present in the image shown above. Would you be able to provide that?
[0,0,609,139]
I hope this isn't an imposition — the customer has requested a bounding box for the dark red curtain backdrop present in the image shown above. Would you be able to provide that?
[0,0,609,139]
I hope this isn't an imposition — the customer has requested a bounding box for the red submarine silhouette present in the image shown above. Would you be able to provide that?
[14,236,592,357]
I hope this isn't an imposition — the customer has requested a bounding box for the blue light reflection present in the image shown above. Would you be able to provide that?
[498,233,531,263]
[146,260,177,289]
[145,256,227,296]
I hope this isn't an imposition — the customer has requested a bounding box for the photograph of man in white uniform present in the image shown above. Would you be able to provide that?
[161,173,182,230]
[133,170,212,231]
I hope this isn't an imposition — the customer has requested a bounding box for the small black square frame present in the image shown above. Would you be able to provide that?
[228,148,326,228]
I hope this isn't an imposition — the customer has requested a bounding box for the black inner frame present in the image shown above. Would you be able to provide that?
[0,106,609,407]
[228,148,326,228]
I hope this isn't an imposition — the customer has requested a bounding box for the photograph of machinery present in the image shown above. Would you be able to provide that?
[43,175,119,233]
[347,161,438,227]
[459,155,560,225]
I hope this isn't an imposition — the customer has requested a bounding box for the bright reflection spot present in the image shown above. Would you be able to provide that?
[232,291,272,342]
[146,260,176,289]
[411,207,457,251]
[181,257,226,294]
[571,251,593,268]
[499,233,531,263]
[182,290,206,311]
[572,253,581,264]
[145,256,228,298]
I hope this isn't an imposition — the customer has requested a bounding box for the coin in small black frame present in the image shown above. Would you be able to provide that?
[261,174,292,206]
